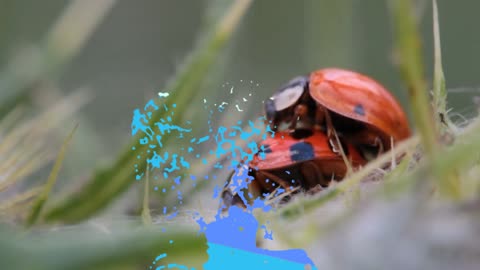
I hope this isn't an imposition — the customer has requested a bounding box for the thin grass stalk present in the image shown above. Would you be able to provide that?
[141,165,153,226]
[279,115,480,220]
[278,136,420,219]
[0,225,206,270]
[432,0,458,135]
[25,124,78,227]
[432,0,446,120]
[389,0,438,159]
[0,186,43,213]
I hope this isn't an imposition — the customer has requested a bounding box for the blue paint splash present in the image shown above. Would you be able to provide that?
[199,206,316,270]
[132,89,318,269]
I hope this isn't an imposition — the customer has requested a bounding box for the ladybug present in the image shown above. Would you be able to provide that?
[264,68,411,156]
[221,131,367,210]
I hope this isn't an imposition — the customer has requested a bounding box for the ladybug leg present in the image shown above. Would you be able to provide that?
[256,171,293,193]
[220,189,247,211]
[374,136,384,156]
[299,161,328,189]
[314,106,326,131]
[323,108,343,154]
[247,177,264,201]
[288,104,310,131]
[220,171,248,211]
[348,130,385,157]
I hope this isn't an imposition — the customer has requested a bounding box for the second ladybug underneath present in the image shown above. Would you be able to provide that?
[221,68,412,211]
[264,68,411,157]
[221,130,367,210]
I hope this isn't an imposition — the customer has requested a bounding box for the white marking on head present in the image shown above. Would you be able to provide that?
[272,84,304,111]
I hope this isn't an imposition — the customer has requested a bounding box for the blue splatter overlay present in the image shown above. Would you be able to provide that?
[132,88,317,269]
[199,206,316,270]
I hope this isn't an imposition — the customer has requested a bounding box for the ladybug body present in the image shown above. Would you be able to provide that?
[265,68,411,155]
[221,131,366,210]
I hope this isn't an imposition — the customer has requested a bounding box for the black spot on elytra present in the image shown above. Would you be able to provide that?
[354,104,365,116]
[290,142,314,162]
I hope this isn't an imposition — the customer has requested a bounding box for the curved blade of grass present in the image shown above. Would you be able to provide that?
[25,124,78,227]
[279,115,480,220]
[278,136,420,219]
[0,224,206,270]
[432,0,457,134]
[377,118,480,200]
[44,0,253,223]
[0,186,43,213]
[390,0,460,198]
[0,92,87,194]
[389,0,438,159]
[432,0,447,119]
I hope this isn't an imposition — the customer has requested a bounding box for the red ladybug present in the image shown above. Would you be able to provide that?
[264,68,411,156]
[221,131,367,209]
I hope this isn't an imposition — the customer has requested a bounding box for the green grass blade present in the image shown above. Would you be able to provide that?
[432,0,447,118]
[0,224,206,270]
[278,136,420,220]
[0,186,43,214]
[279,116,480,220]
[432,0,457,134]
[141,165,153,226]
[389,0,438,159]
[44,0,253,223]
[25,124,78,227]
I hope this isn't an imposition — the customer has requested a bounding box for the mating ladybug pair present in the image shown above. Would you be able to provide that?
[221,68,411,210]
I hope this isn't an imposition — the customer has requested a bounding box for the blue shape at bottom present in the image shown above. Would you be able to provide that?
[199,206,317,269]
[204,242,317,270]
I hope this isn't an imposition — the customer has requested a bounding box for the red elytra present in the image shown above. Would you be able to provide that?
[265,68,411,154]
[308,68,411,149]
[221,131,367,210]
[250,130,365,171]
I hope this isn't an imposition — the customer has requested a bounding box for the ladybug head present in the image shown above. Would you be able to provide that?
[264,76,312,133]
